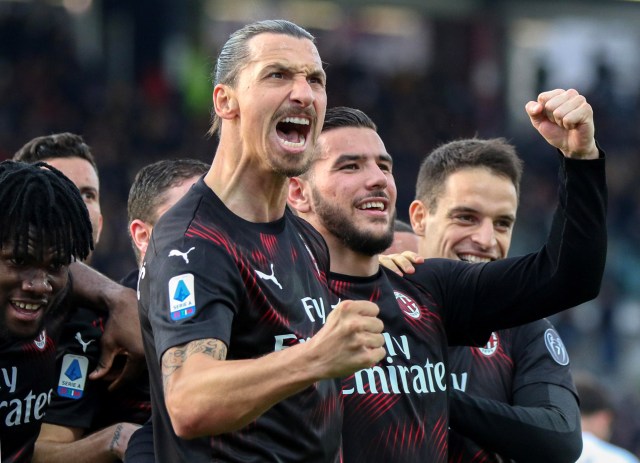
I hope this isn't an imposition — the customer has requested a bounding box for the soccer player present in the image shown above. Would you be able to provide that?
[0,160,93,462]
[409,137,582,462]
[13,133,144,389]
[287,90,606,461]
[124,158,210,463]
[14,133,103,252]
[15,133,146,462]
[137,20,385,462]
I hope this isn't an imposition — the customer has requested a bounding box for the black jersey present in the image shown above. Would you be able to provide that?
[447,319,576,462]
[333,265,573,463]
[0,332,56,463]
[138,179,338,462]
[43,269,151,432]
[337,154,606,462]
[0,292,73,463]
[333,269,469,463]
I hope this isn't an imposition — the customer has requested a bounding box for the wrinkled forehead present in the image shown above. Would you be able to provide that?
[246,33,324,73]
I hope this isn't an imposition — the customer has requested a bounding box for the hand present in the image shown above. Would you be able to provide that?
[89,285,145,390]
[379,251,424,276]
[306,300,385,379]
[525,88,598,160]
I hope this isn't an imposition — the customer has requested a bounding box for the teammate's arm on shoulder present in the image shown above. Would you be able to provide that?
[161,338,228,390]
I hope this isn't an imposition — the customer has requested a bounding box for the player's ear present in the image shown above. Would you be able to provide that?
[94,213,104,245]
[130,219,153,261]
[409,200,427,236]
[287,177,312,214]
[213,84,238,121]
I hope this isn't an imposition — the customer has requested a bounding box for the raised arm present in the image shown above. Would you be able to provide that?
[414,89,607,343]
[525,88,598,160]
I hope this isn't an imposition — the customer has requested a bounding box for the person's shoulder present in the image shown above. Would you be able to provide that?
[288,211,329,259]
[503,317,555,335]
[403,257,460,284]
[382,266,436,301]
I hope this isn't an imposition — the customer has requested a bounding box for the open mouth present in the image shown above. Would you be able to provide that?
[11,300,45,320]
[458,254,493,263]
[357,200,386,212]
[276,116,311,148]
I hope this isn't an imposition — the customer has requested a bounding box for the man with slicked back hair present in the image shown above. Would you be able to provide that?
[138,20,385,462]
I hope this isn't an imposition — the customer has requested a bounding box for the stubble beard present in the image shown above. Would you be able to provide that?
[270,150,314,178]
[311,186,394,256]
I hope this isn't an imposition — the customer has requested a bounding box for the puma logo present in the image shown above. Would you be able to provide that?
[75,332,95,353]
[168,247,196,264]
[255,263,282,290]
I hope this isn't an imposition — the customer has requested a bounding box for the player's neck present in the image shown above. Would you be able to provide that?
[325,234,379,277]
[205,151,288,223]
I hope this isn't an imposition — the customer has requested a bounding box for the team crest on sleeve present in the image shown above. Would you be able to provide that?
[477,332,499,356]
[168,273,197,321]
[394,290,421,319]
[544,328,569,365]
[57,354,89,399]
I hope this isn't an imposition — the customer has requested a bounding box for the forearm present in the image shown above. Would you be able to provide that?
[33,423,140,463]
[449,383,582,463]
[68,262,144,382]
[165,340,330,439]
[69,262,130,313]
[468,154,607,333]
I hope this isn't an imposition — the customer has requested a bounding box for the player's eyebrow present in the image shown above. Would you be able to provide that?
[333,153,393,165]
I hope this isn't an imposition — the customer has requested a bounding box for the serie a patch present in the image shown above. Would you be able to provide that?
[57,354,89,399]
[169,273,197,321]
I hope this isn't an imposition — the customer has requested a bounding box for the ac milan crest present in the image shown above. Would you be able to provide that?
[477,332,499,356]
[394,290,421,319]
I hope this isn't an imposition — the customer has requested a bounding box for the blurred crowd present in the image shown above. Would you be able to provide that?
[2,3,640,455]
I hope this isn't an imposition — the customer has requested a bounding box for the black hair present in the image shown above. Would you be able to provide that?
[128,158,210,225]
[0,160,93,262]
[127,158,209,262]
[322,106,377,132]
[302,106,379,180]
[13,132,99,175]
[415,138,523,211]
[208,19,316,137]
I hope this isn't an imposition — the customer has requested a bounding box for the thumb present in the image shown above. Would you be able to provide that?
[525,100,542,118]
[89,346,116,380]
[525,101,546,128]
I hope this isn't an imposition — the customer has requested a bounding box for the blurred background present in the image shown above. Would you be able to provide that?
[2,0,640,454]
